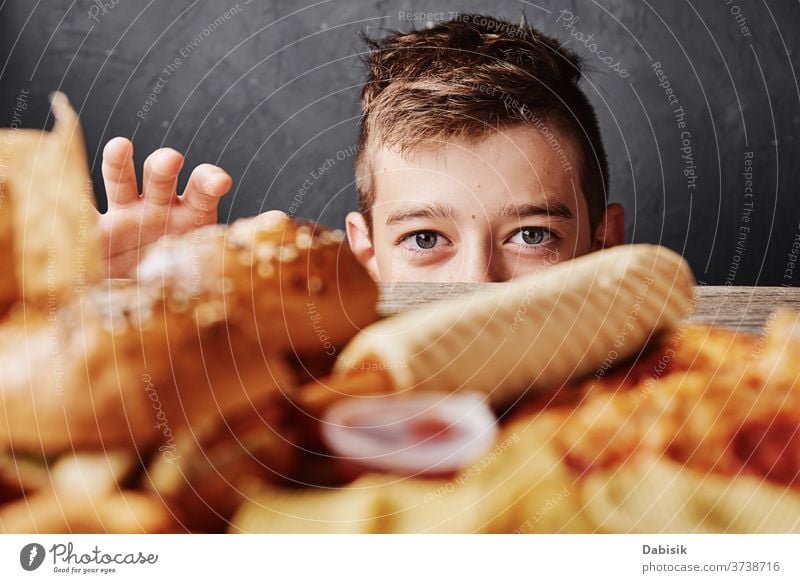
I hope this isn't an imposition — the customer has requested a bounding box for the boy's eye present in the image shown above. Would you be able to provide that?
[400,230,448,251]
[414,232,438,249]
[508,227,552,246]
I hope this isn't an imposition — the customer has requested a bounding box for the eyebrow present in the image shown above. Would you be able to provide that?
[385,201,458,226]
[498,200,574,221]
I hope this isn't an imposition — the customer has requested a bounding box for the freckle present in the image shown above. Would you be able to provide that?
[471,214,476,219]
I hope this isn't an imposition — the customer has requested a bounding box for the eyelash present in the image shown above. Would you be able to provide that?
[398,227,560,255]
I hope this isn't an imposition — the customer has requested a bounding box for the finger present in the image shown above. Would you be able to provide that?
[142,148,184,205]
[102,137,139,207]
[181,164,233,220]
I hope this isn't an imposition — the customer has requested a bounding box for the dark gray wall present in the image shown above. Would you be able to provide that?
[1,0,799,285]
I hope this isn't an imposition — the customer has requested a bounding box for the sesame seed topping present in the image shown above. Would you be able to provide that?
[256,245,276,261]
[295,232,312,250]
[257,261,275,278]
[225,231,249,250]
[278,245,299,263]
[256,215,287,230]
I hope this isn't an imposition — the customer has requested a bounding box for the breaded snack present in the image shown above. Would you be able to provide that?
[0,214,379,454]
[0,93,101,307]
[306,244,694,407]
[0,94,380,533]
[136,215,378,355]
[0,278,296,453]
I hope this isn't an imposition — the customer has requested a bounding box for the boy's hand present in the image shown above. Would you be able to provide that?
[98,137,233,277]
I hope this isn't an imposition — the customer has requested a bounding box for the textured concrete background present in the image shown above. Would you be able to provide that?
[1,0,798,285]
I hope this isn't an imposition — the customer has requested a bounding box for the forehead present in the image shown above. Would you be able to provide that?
[370,125,582,216]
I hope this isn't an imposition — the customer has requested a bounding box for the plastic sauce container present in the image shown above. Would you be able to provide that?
[321,392,498,478]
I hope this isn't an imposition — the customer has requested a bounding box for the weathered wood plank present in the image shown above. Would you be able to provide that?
[378,284,800,334]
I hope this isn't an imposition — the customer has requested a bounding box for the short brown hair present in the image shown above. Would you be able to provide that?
[354,14,609,232]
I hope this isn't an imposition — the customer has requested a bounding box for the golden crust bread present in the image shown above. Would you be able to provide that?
[0,93,101,308]
[0,278,297,453]
[136,214,378,354]
[0,100,378,456]
[0,214,378,454]
[0,95,380,532]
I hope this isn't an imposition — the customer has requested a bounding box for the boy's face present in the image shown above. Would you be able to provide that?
[346,125,624,282]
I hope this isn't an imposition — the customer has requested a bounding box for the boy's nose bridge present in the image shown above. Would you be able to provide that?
[456,240,505,283]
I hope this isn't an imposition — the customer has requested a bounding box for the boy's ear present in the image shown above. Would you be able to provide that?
[345,211,379,280]
[592,203,626,250]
